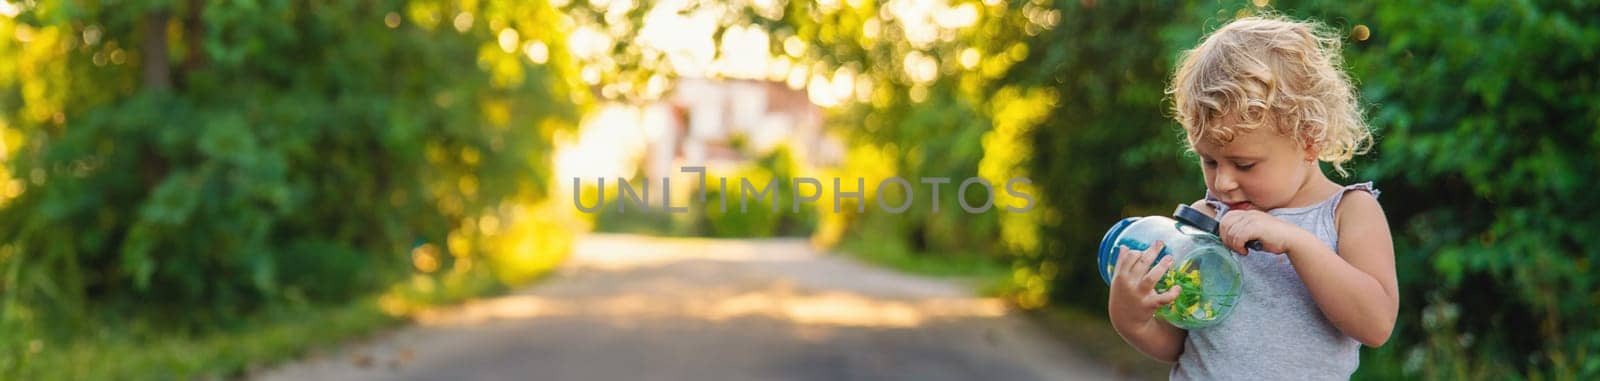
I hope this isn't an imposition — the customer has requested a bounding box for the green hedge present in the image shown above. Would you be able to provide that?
[590,147,819,238]
[698,147,820,238]
[0,0,581,325]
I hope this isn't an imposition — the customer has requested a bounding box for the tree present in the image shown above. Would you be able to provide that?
[0,0,586,324]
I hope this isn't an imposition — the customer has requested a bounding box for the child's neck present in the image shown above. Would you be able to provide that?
[1280,167,1344,209]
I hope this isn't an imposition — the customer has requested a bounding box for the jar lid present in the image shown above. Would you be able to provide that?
[1172,204,1220,234]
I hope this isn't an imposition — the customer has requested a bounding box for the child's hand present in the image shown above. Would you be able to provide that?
[1217,210,1315,255]
[1108,241,1182,328]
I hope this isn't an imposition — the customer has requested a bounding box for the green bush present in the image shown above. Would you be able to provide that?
[698,148,820,238]
[587,147,818,239]
[1291,1,1599,377]
[1009,0,1205,310]
[0,0,582,325]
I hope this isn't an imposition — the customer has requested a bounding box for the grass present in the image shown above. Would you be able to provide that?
[1,198,586,380]
[0,266,548,380]
[4,297,400,380]
[591,208,699,237]
[832,231,1011,292]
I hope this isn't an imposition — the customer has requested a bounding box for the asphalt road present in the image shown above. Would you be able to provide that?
[257,234,1125,381]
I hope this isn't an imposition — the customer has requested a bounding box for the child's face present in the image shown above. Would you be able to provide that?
[1191,122,1317,212]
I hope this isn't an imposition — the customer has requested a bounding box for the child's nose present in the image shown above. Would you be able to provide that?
[1213,169,1239,192]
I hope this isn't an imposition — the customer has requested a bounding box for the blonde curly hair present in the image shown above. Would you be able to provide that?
[1169,15,1373,176]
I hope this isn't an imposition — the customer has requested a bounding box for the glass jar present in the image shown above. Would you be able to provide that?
[1098,205,1245,329]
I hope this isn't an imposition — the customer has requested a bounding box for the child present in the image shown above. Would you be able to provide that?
[1106,15,1399,379]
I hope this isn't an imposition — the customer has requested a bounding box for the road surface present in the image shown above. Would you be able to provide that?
[258,234,1128,380]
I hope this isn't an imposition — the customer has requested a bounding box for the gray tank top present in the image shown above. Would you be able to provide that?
[1171,182,1379,380]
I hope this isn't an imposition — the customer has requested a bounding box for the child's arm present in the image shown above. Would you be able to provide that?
[1303,191,1398,346]
[1107,239,1188,362]
[1217,191,1399,347]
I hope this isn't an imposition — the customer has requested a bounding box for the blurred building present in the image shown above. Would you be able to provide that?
[556,78,845,205]
[652,77,843,180]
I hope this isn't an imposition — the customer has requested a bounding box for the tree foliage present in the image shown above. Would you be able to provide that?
[0,0,585,324]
